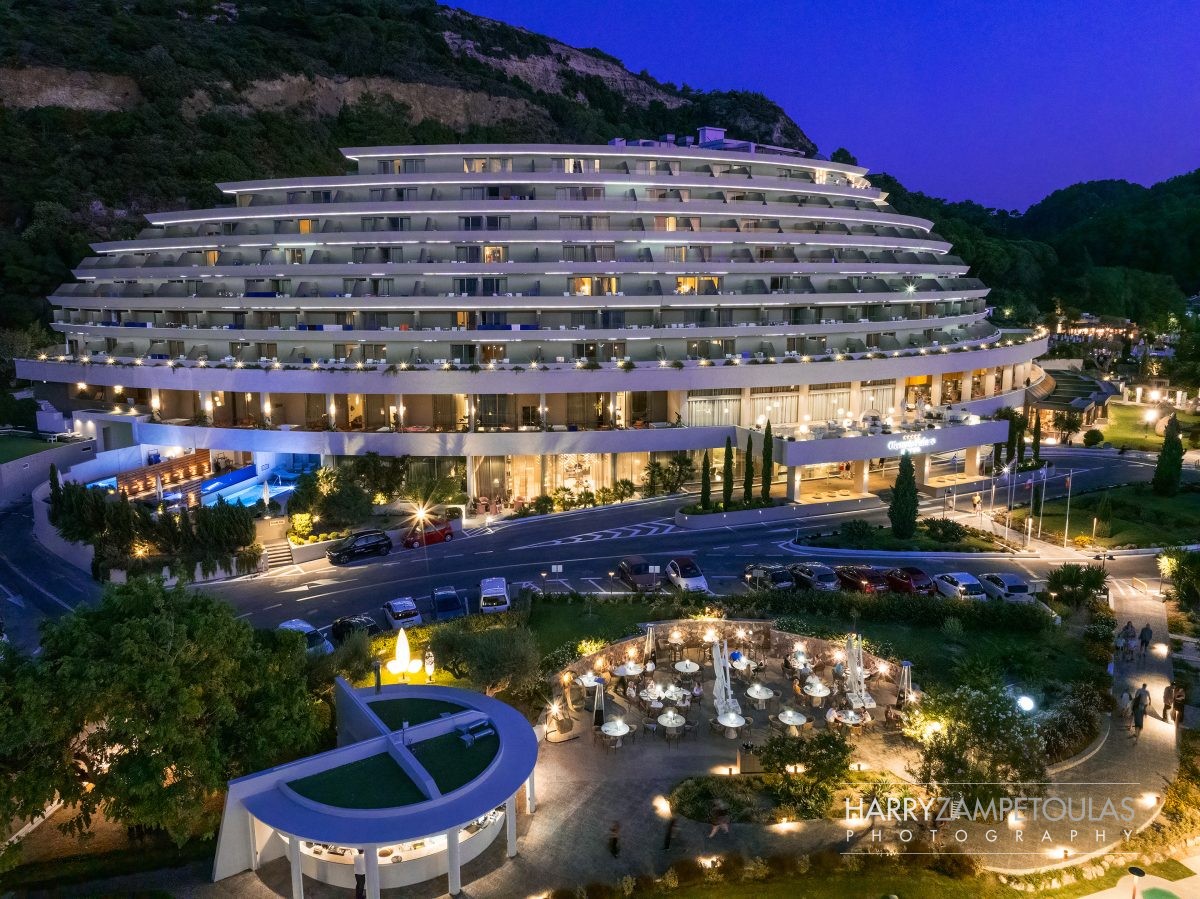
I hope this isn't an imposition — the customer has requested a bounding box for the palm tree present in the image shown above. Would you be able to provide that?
[397,474,459,522]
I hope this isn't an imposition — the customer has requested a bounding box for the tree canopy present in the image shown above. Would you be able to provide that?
[0,579,319,844]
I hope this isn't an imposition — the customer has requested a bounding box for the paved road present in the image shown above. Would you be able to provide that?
[195,447,1180,635]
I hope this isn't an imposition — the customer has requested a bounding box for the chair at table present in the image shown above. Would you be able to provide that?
[768,714,786,737]
[738,721,754,740]
[709,717,723,735]
[592,725,603,746]
[643,720,658,738]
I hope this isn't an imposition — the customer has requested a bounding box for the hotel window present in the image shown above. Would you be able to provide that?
[402,158,425,173]
[634,160,659,174]
[463,156,512,173]
[553,157,600,173]
[480,311,508,326]
[481,277,508,295]
[664,246,686,263]
[285,248,304,264]
[204,250,219,266]
[569,277,619,296]
[459,216,484,231]
[860,379,897,413]
[655,216,679,231]
[563,244,590,262]
[397,187,418,201]
[675,276,719,295]
[593,244,616,261]
[460,186,485,201]
[298,218,316,234]
[479,343,507,362]
[455,246,482,263]
[310,190,332,203]
[556,186,605,201]
[485,216,510,230]
[482,245,508,263]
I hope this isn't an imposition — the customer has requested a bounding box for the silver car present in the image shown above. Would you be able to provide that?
[788,562,840,591]
[979,572,1033,602]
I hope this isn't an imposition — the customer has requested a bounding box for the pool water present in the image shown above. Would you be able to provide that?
[208,481,295,507]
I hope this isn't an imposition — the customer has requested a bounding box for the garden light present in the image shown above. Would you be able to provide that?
[1016,695,1035,712]
[387,628,410,678]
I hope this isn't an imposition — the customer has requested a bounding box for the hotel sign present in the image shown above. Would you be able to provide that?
[886,434,937,452]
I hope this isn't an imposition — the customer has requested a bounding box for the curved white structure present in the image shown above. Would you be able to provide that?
[18,127,1046,501]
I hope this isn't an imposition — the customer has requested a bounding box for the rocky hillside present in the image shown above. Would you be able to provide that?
[0,0,815,330]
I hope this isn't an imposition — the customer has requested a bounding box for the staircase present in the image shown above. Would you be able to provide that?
[263,541,294,571]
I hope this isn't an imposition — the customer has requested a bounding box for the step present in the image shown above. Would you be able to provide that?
[263,542,293,569]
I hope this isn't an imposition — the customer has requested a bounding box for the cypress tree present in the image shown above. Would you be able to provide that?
[889,452,919,539]
[700,449,712,509]
[1152,414,1184,497]
[721,436,734,509]
[1095,490,1113,537]
[1031,413,1042,463]
[1015,415,1028,465]
[742,433,755,504]
[760,421,773,501]
[48,463,63,525]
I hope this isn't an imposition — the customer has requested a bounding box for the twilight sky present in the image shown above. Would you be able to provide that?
[450,0,1200,210]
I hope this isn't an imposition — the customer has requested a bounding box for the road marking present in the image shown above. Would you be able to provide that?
[236,611,254,619]
[512,517,680,549]
[0,554,72,611]
[264,602,282,611]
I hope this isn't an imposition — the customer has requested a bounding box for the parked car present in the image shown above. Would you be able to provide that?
[884,566,937,595]
[433,586,468,621]
[401,519,454,549]
[934,572,987,600]
[326,529,392,565]
[666,557,709,593]
[278,619,333,656]
[479,577,511,613]
[618,556,659,592]
[744,563,795,590]
[330,613,383,645]
[382,597,423,629]
[979,572,1033,602]
[788,562,840,591]
[834,565,890,594]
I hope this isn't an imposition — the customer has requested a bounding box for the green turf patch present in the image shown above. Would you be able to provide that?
[527,598,657,654]
[1100,404,1200,453]
[368,697,465,730]
[1010,483,1200,548]
[0,434,53,463]
[288,752,425,809]
[411,731,499,795]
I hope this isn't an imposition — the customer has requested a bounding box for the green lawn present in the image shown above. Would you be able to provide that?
[0,434,52,463]
[411,731,499,795]
[287,752,425,809]
[368,697,465,729]
[527,597,657,654]
[1100,404,1200,453]
[790,610,1093,695]
[807,529,1003,553]
[1010,484,1200,548]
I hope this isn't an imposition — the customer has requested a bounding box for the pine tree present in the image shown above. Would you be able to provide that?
[889,452,919,539]
[742,433,755,504]
[760,421,773,501]
[1031,413,1042,463]
[48,463,63,525]
[721,436,734,509]
[1152,414,1184,497]
[700,449,712,509]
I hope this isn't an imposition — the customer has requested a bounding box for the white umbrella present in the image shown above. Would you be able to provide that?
[155,474,163,502]
[644,623,654,658]
[261,481,271,507]
[593,676,606,726]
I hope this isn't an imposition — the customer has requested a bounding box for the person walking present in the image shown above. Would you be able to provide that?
[1174,684,1187,725]
[707,802,731,838]
[1132,698,1147,743]
[1139,623,1154,659]
[1118,689,1134,731]
[353,848,366,899]
[1134,682,1152,721]
[607,821,621,857]
[1163,683,1175,721]
[662,815,680,851]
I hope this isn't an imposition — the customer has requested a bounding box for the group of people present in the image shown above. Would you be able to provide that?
[1119,680,1187,741]
[1115,620,1156,664]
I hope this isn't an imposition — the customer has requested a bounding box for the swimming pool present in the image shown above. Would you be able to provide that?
[208,481,296,507]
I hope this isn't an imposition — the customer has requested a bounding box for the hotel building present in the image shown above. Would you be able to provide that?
[17,127,1047,505]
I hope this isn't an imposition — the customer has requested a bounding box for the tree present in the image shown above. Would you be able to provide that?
[829,147,858,166]
[1031,413,1042,463]
[1045,562,1109,606]
[758,730,851,818]
[888,452,919,539]
[612,479,636,503]
[0,579,319,844]
[742,433,755,504]
[721,436,734,509]
[1015,413,1029,464]
[699,449,711,509]
[641,460,664,497]
[1052,410,1084,443]
[1152,414,1184,497]
[428,625,539,696]
[1160,549,1200,605]
[1095,491,1113,538]
[397,472,459,515]
[759,421,773,501]
[906,682,1045,806]
[47,463,63,526]
[661,453,695,493]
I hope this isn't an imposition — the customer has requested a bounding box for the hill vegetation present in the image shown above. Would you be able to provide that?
[0,0,1194,339]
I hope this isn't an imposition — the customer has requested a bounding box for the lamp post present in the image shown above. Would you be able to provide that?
[608,570,616,594]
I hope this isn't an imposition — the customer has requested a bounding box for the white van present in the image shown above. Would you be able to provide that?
[479,577,511,614]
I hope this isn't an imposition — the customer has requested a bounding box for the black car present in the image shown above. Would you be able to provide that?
[744,563,796,590]
[329,613,383,646]
[326,529,392,564]
[433,586,468,621]
[617,556,659,592]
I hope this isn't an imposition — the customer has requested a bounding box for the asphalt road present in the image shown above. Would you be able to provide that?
[194,447,1183,635]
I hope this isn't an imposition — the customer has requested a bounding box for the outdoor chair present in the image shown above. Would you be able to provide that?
[709,718,723,735]
[592,725,603,746]
[642,720,658,737]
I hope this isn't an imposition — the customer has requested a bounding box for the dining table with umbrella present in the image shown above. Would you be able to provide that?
[745,682,774,710]
[657,709,686,736]
[777,707,807,736]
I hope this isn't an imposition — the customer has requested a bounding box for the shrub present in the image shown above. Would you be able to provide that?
[1083,428,1104,447]
[929,847,981,879]
[837,518,877,548]
[922,517,967,543]
[1039,682,1106,762]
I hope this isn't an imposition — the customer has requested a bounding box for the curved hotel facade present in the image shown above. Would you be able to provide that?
[18,127,1047,503]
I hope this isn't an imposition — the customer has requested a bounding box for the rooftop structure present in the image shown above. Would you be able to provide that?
[17,127,1047,508]
[212,680,538,898]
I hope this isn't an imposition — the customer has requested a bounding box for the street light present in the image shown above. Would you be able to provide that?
[608,570,616,594]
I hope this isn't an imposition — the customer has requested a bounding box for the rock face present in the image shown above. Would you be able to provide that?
[182,75,552,129]
[0,66,141,112]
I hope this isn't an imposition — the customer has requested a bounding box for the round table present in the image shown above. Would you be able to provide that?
[778,707,807,736]
[731,657,754,672]
[663,685,687,703]
[578,673,604,688]
[804,681,831,707]
[717,711,746,739]
[745,682,774,710]
[614,662,643,678]
[601,719,630,746]
[788,651,809,668]
[834,709,863,727]
[657,711,686,734]
[675,660,699,674]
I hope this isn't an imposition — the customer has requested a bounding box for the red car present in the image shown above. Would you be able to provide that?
[401,520,455,548]
[834,565,890,594]
[883,566,936,595]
